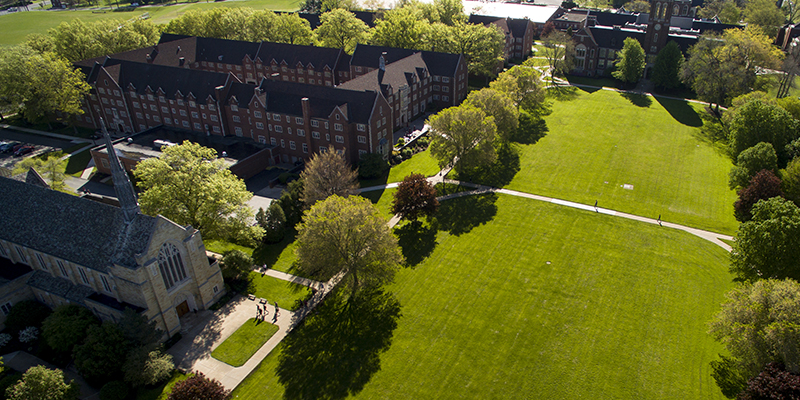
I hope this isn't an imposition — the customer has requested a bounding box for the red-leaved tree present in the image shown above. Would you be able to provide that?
[738,363,800,400]
[168,373,230,400]
[391,173,439,222]
[734,169,784,222]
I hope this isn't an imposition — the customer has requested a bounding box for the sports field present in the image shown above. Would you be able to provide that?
[0,0,301,47]
[500,88,738,235]
[232,194,732,399]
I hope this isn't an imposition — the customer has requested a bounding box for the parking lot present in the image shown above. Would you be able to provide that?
[0,128,82,170]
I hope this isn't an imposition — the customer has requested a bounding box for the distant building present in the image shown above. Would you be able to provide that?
[468,15,536,61]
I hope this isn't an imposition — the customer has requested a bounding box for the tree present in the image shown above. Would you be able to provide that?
[730,197,800,282]
[777,42,800,99]
[744,0,785,37]
[538,30,575,84]
[729,142,778,190]
[370,6,428,50]
[623,0,650,12]
[738,362,800,400]
[651,41,684,92]
[447,21,504,77]
[391,173,439,222]
[728,99,800,166]
[463,88,518,141]
[134,141,263,245]
[123,348,174,387]
[612,37,646,84]
[781,158,800,208]
[734,169,784,222]
[13,153,67,190]
[4,300,51,334]
[432,0,465,25]
[428,104,497,176]
[489,66,545,113]
[315,9,369,54]
[257,202,287,243]
[168,373,231,400]
[295,195,403,297]
[356,153,389,179]
[299,148,359,207]
[279,178,305,229]
[117,307,163,352]
[274,13,315,45]
[221,250,253,279]
[42,304,99,354]
[5,366,79,400]
[709,279,800,383]
[48,18,160,62]
[73,322,130,386]
[699,0,743,24]
[0,46,90,124]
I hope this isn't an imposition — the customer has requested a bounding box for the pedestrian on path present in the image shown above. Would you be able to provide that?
[256,305,261,318]
[594,200,598,212]
[658,214,662,227]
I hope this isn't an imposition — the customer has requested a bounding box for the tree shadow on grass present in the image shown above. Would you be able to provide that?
[277,287,402,400]
[514,118,549,145]
[395,221,437,268]
[433,192,498,236]
[546,85,581,101]
[654,96,703,127]
[252,230,297,268]
[463,144,521,187]
[621,92,653,107]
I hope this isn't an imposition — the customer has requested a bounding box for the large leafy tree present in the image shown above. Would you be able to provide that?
[730,197,800,282]
[370,6,428,50]
[782,158,800,208]
[256,201,287,243]
[727,99,800,166]
[41,304,99,354]
[446,21,505,77]
[391,173,439,222]
[48,18,160,62]
[13,153,68,191]
[220,249,253,279]
[134,141,263,245]
[489,66,545,113]
[0,46,90,125]
[651,41,683,92]
[299,148,359,207]
[463,88,518,141]
[295,195,403,297]
[6,366,79,400]
[744,0,785,37]
[739,363,800,400]
[315,9,369,54]
[729,142,778,190]
[274,13,315,45]
[612,37,646,84]
[733,169,784,222]
[73,322,130,386]
[428,104,497,175]
[538,30,575,84]
[709,279,800,385]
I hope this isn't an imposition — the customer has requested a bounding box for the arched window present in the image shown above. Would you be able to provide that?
[158,243,188,290]
[654,2,661,16]
[673,4,680,15]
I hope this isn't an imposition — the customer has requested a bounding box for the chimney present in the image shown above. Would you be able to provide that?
[153,45,159,54]
[179,57,185,66]
[301,97,310,121]
[379,52,387,71]
[146,54,153,63]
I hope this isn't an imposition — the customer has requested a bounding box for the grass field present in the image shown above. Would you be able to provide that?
[211,318,279,367]
[135,370,192,400]
[232,194,733,399]
[359,188,397,218]
[0,0,301,47]
[496,88,738,235]
[360,148,440,188]
[247,272,311,311]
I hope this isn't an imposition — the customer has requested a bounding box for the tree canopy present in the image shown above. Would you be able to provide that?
[538,30,575,84]
[316,9,370,54]
[489,66,545,113]
[370,6,428,50]
[738,363,800,400]
[73,322,130,386]
[651,41,684,92]
[733,169,784,222]
[45,18,160,62]
[730,197,800,282]
[168,373,231,400]
[612,37,646,84]
[295,195,403,297]
[221,249,254,279]
[727,99,800,166]
[463,88,518,141]
[6,366,79,400]
[299,148,359,207]
[134,141,262,245]
[391,173,440,222]
[428,104,497,175]
[781,158,800,208]
[41,304,99,354]
[744,0,785,37]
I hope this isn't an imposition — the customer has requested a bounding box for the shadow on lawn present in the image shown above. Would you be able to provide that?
[253,231,296,268]
[621,92,652,107]
[395,221,437,267]
[434,192,498,236]
[277,287,402,400]
[462,144,521,187]
[655,96,703,127]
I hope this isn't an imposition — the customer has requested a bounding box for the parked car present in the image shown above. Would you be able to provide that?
[10,143,26,153]
[0,142,19,153]
[14,145,35,156]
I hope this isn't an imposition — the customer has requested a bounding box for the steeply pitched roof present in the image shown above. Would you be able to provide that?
[338,52,427,97]
[255,41,343,70]
[75,37,198,69]
[507,18,532,38]
[0,177,157,272]
[351,44,462,77]
[255,79,379,123]
[27,270,96,303]
[588,26,645,49]
[195,37,260,64]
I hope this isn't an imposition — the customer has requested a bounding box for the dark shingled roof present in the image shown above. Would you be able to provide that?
[256,41,343,71]
[588,26,645,49]
[667,35,699,53]
[255,79,379,123]
[337,52,427,98]
[195,37,260,64]
[27,270,96,304]
[295,11,379,29]
[0,177,156,272]
[507,18,532,38]
[75,37,198,69]
[691,20,743,33]
[351,44,462,77]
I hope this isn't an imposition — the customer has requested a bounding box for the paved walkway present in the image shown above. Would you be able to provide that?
[0,123,92,143]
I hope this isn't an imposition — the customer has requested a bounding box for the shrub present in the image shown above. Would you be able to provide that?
[4,300,51,334]
[0,333,11,348]
[42,304,99,354]
[739,363,800,400]
[734,169,784,222]
[221,250,253,280]
[123,348,174,387]
[401,148,413,160]
[168,373,231,400]
[0,372,24,399]
[99,381,129,400]
[416,136,430,148]
[73,322,129,387]
[18,327,38,344]
[396,137,405,147]
[357,153,389,179]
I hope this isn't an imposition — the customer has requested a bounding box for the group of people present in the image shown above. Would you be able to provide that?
[256,302,279,323]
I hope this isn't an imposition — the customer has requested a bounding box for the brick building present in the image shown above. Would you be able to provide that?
[468,15,536,61]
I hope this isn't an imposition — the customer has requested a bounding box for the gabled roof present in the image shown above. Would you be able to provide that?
[255,79,380,123]
[195,37,260,64]
[589,10,639,26]
[88,59,234,104]
[74,37,198,69]
[255,41,343,71]
[588,26,645,49]
[338,52,427,96]
[507,18,532,38]
[691,20,742,33]
[0,177,157,272]
[351,44,462,77]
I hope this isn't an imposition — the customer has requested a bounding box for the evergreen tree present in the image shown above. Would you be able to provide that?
[651,41,683,92]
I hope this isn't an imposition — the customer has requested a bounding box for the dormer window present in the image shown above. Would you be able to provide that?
[231,104,238,112]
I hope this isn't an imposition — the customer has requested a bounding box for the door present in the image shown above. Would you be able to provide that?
[176,300,189,317]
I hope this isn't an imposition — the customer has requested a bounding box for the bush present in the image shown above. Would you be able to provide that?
[4,300,51,334]
[416,136,430,148]
[42,304,99,354]
[0,372,23,398]
[357,153,389,179]
[0,333,11,348]
[396,137,405,147]
[168,373,230,400]
[123,348,174,387]
[401,148,413,160]
[734,169,784,222]
[18,327,38,344]
[73,322,129,387]
[221,250,253,280]
[99,381,129,400]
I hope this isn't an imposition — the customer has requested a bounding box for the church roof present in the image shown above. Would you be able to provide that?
[350,44,462,78]
[27,270,96,303]
[0,177,156,272]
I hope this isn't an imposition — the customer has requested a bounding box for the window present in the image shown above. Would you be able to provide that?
[280,139,285,148]
[213,285,219,293]
[78,268,89,284]
[359,149,367,156]
[285,116,291,123]
[182,121,190,128]
[256,122,264,129]
[191,111,199,119]
[133,102,140,108]
[326,133,330,141]
[334,123,343,131]
[358,135,367,143]
[312,131,320,139]
[209,104,217,111]
[100,275,112,293]
[154,116,161,123]
[159,96,166,103]
[270,137,277,145]
[233,115,241,123]
[150,104,157,111]
[442,77,450,83]
[210,115,218,122]
[57,260,68,277]
[302,143,308,153]
[273,113,281,120]
[254,111,262,118]
[15,246,26,263]
[98,87,106,94]
[117,100,124,107]
[576,47,586,58]
[36,253,47,269]
[311,120,319,127]
[334,135,344,143]
[289,141,296,150]
[189,101,196,108]
[295,117,303,124]
[275,125,283,133]
[102,98,109,104]
[179,109,187,117]
[288,127,292,135]
[213,126,221,133]
[443,96,449,101]
[357,124,365,131]
[231,104,238,112]
[165,117,172,125]
[356,66,362,72]
[1,303,11,315]
[258,136,266,144]
[136,112,143,119]
[158,243,188,290]
[194,122,202,130]
[235,127,243,136]
[297,129,305,137]
[443,86,449,92]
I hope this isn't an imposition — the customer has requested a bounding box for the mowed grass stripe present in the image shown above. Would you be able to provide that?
[232,194,732,399]
[505,89,738,235]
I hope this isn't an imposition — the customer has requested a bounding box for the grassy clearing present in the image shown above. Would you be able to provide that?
[359,187,397,218]
[232,194,732,399]
[247,272,311,311]
[501,88,738,235]
[0,0,301,47]
[360,148,440,188]
[135,370,192,400]
[211,318,279,367]
[204,239,253,256]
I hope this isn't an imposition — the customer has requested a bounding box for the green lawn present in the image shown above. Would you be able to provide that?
[211,318,279,367]
[499,89,738,235]
[0,0,301,47]
[232,194,733,399]
[135,370,192,400]
[359,187,397,218]
[204,239,253,256]
[360,148,440,188]
[247,272,311,311]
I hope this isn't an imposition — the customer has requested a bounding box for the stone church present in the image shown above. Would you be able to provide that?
[0,123,225,338]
